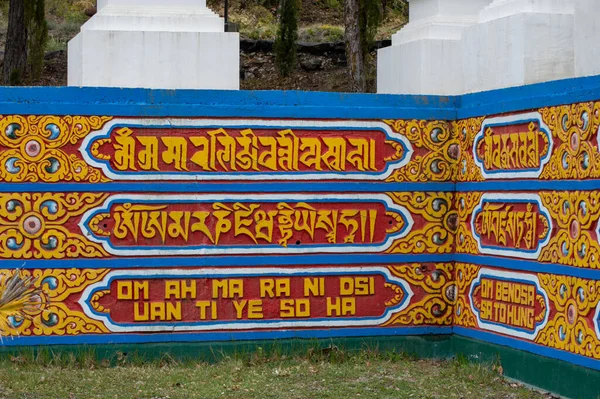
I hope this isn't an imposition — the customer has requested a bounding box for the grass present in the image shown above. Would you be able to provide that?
[0,349,549,399]
[299,24,345,42]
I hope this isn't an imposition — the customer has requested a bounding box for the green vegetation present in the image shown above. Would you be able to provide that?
[234,5,278,40]
[1,0,407,48]
[0,0,408,88]
[275,0,299,76]
[299,24,344,42]
[26,0,50,80]
[39,0,90,52]
[0,348,548,399]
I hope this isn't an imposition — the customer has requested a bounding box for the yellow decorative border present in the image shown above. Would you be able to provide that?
[385,192,455,254]
[384,263,455,326]
[0,115,112,183]
[0,193,109,259]
[536,274,600,359]
[0,268,110,336]
[383,120,458,183]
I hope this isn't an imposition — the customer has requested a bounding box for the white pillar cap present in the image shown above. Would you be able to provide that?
[479,0,574,22]
[98,0,207,10]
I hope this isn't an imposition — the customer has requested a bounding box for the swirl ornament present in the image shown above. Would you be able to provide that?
[454,192,482,255]
[0,269,110,336]
[383,120,458,182]
[0,270,44,338]
[89,290,111,314]
[0,115,112,183]
[0,193,109,259]
[385,193,455,254]
[539,103,600,180]
[536,274,600,359]
[452,117,485,182]
[453,263,480,329]
[384,263,454,326]
[539,191,600,268]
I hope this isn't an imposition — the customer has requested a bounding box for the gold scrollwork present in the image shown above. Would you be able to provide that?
[384,120,458,182]
[385,192,455,254]
[453,263,480,329]
[90,290,111,314]
[0,115,112,183]
[384,263,454,326]
[389,264,453,294]
[536,274,600,359]
[539,191,600,268]
[384,283,405,307]
[452,117,485,182]
[540,103,600,180]
[455,192,482,255]
[0,268,110,336]
[0,193,109,259]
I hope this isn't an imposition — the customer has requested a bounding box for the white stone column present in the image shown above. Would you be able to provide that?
[462,0,574,93]
[68,0,239,90]
[575,0,600,77]
[377,0,491,95]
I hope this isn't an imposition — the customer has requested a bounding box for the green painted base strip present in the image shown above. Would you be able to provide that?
[1,335,599,398]
[0,335,454,364]
[452,336,600,399]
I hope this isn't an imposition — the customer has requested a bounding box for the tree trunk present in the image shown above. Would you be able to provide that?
[3,0,28,85]
[344,0,365,92]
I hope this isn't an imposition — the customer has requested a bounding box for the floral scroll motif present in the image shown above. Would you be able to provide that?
[452,117,485,182]
[383,120,458,182]
[0,115,112,183]
[0,270,44,338]
[539,191,600,268]
[385,192,456,254]
[384,263,455,326]
[536,274,600,359]
[454,192,482,255]
[539,103,600,180]
[0,268,110,336]
[453,263,480,329]
[0,193,109,259]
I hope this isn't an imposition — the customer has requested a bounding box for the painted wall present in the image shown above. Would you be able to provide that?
[1,78,600,375]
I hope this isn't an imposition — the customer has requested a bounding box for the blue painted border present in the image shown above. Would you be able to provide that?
[453,327,600,371]
[0,326,452,347]
[458,75,600,119]
[0,182,456,193]
[455,180,600,191]
[453,254,600,279]
[3,253,600,280]
[2,254,454,269]
[3,75,600,121]
[6,180,600,193]
[0,87,457,120]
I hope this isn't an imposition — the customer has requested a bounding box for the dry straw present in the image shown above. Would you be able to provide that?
[0,270,44,339]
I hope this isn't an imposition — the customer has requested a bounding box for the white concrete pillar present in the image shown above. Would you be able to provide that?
[575,0,600,77]
[377,0,491,95]
[68,0,239,90]
[463,0,574,93]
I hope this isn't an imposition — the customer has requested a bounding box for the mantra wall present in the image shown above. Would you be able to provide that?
[1,78,600,372]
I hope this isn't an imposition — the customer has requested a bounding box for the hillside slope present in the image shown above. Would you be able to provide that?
[0,0,408,91]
